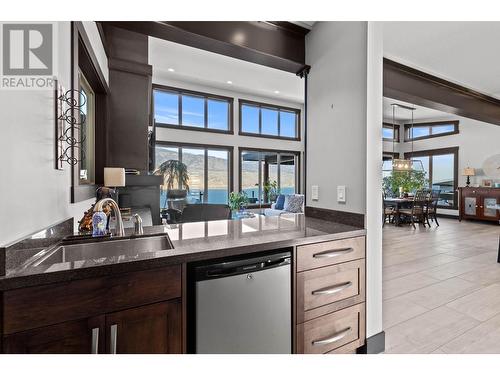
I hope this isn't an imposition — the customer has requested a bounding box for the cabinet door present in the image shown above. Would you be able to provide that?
[2,316,105,354]
[482,196,500,220]
[463,196,479,217]
[105,299,182,354]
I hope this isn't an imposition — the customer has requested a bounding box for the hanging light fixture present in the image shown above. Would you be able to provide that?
[389,103,424,172]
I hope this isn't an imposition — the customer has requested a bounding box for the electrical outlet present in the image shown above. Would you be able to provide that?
[337,185,346,203]
[311,185,319,201]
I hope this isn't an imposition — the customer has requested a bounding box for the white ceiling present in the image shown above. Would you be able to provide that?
[383,97,453,122]
[383,21,500,99]
[149,37,304,104]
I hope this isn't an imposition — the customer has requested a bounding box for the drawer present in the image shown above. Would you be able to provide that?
[296,236,365,272]
[296,303,365,354]
[3,265,181,334]
[297,259,365,323]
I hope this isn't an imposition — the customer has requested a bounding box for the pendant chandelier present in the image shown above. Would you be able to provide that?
[388,103,424,173]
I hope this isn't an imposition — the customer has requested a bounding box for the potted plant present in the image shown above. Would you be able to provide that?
[229,191,249,213]
[154,160,190,210]
[383,170,428,197]
[263,179,279,203]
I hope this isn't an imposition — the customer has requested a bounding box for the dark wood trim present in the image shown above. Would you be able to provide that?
[71,22,109,202]
[304,206,365,228]
[99,21,309,75]
[384,58,500,126]
[383,152,399,161]
[155,141,234,199]
[403,120,459,142]
[153,84,234,135]
[357,331,385,354]
[238,99,301,141]
[108,57,153,76]
[404,146,459,210]
[382,122,400,142]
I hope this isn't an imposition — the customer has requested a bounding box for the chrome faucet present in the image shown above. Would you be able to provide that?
[133,214,144,236]
[94,198,125,237]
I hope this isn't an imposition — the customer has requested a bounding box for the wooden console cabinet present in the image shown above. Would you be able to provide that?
[459,187,500,222]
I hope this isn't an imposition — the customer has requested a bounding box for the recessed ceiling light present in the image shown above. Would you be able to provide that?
[274,90,280,94]
[227,80,233,84]
[168,68,175,72]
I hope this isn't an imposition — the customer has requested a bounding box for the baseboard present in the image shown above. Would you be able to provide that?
[437,213,459,220]
[357,331,385,354]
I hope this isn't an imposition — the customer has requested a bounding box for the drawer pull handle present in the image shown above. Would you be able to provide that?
[110,324,118,354]
[312,327,352,346]
[91,327,99,354]
[313,247,354,259]
[312,281,353,296]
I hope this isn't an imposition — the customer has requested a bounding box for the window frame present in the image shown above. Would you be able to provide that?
[382,122,400,142]
[155,141,234,204]
[238,147,301,205]
[152,84,234,134]
[404,120,459,142]
[238,99,301,141]
[404,146,459,210]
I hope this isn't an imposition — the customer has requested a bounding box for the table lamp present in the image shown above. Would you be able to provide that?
[463,167,475,187]
[104,167,126,203]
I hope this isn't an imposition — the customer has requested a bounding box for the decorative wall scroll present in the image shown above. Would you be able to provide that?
[55,81,86,169]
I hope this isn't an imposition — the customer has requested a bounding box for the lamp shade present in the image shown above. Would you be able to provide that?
[104,167,126,187]
[463,167,475,176]
[393,158,413,172]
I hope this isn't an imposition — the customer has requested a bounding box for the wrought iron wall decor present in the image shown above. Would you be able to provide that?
[55,81,87,169]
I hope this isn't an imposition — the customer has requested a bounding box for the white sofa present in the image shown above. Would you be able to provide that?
[264,194,305,216]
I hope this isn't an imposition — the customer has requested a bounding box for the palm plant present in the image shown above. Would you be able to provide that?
[154,160,190,191]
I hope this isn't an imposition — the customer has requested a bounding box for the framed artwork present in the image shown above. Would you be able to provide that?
[482,179,493,187]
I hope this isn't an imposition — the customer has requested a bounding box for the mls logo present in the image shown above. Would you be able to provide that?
[2,23,53,75]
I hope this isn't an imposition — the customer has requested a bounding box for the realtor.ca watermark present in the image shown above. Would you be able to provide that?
[0,22,57,90]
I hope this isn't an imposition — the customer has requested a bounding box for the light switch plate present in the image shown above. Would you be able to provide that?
[311,185,319,201]
[337,185,346,203]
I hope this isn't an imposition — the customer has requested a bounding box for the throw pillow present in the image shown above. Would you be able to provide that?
[284,194,304,213]
[275,194,286,210]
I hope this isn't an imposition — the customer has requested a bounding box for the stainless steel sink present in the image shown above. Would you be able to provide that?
[23,234,174,268]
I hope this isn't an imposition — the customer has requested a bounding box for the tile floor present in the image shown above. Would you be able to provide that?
[382,217,500,353]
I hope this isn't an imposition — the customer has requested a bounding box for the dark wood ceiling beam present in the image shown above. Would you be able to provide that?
[384,58,500,126]
[99,21,309,75]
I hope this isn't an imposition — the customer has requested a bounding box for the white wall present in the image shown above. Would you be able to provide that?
[306,21,384,338]
[0,22,106,246]
[153,76,305,193]
[383,114,500,215]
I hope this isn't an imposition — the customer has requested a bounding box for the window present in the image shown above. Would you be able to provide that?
[239,149,300,205]
[239,100,300,140]
[153,85,233,133]
[78,72,95,184]
[155,143,232,206]
[382,123,400,142]
[405,147,459,209]
[404,121,459,141]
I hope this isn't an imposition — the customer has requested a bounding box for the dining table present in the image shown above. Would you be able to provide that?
[384,197,415,226]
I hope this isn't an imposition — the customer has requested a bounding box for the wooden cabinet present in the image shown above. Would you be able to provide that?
[294,236,366,354]
[106,300,182,354]
[1,266,183,354]
[3,316,105,354]
[459,187,500,222]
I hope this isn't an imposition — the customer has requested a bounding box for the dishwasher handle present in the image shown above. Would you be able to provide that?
[198,253,291,280]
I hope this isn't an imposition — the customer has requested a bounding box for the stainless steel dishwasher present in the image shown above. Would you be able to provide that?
[194,251,292,354]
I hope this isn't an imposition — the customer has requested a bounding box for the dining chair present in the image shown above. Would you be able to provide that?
[399,190,428,229]
[426,189,441,226]
[382,193,395,227]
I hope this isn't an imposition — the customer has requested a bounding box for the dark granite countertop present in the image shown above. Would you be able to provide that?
[0,214,365,290]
